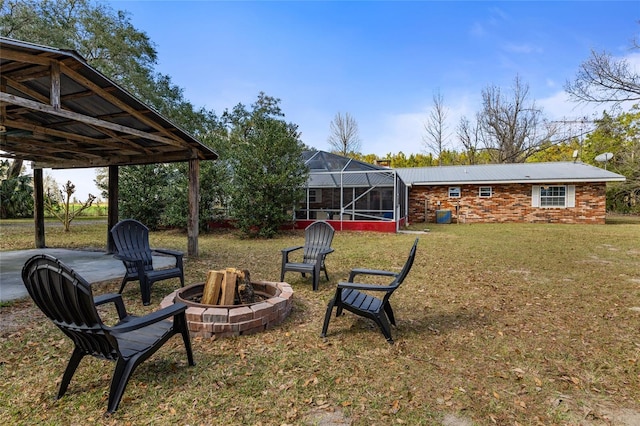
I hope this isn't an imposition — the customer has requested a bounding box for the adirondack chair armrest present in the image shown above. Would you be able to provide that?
[94,293,128,319]
[153,248,183,259]
[281,245,304,262]
[348,268,399,282]
[282,246,303,254]
[113,253,145,271]
[109,302,188,333]
[314,247,334,260]
[336,281,397,292]
[153,248,184,269]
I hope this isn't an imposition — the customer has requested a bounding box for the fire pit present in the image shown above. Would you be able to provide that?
[160,279,293,339]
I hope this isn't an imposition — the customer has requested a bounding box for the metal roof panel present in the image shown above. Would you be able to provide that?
[396,162,626,185]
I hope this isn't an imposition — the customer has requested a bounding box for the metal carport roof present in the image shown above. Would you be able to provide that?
[0,37,217,168]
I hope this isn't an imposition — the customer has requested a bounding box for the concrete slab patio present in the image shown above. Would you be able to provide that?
[0,248,175,302]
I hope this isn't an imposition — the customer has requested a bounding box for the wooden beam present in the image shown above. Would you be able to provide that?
[1,92,184,146]
[50,60,60,109]
[31,150,197,169]
[60,63,181,142]
[0,48,54,66]
[0,142,101,162]
[33,168,45,248]
[107,166,119,253]
[4,76,50,104]
[5,66,51,82]
[188,157,200,257]
[4,118,154,154]
[0,76,5,127]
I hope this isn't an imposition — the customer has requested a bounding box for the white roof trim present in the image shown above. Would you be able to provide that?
[409,177,626,186]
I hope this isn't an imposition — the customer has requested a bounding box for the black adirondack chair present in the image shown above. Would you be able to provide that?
[110,219,184,305]
[321,238,419,343]
[280,220,335,291]
[21,254,195,414]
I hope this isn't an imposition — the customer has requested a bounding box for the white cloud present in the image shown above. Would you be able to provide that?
[469,22,486,38]
[619,51,640,71]
[503,43,543,54]
[362,94,479,157]
[537,91,602,121]
[366,112,426,157]
[488,7,510,23]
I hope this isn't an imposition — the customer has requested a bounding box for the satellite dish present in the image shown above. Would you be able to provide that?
[594,152,613,162]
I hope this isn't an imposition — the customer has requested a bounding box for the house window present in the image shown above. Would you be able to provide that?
[531,185,575,208]
[540,186,566,207]
[479,186,492,198]
[309,189,321,203]
[448,187,461,198]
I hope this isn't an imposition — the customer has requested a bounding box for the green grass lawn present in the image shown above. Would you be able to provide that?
[1,218,639,425]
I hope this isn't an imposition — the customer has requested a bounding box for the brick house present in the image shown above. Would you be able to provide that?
[396,162,626,225]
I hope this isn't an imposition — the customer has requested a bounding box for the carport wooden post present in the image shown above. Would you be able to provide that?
[33,59,61,249]
[107,165,119,253]
[188,157,199,257]
[34,168,45,248]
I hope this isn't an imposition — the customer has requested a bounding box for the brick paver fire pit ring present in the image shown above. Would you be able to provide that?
[160,281,293,339]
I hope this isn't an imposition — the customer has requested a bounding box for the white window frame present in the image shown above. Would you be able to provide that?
[541,186,566,207]
[531,185,575,208]
[448,186,461,198]
[479,186,492,198]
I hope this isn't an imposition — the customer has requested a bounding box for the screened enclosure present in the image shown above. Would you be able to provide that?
[296,151,408,232]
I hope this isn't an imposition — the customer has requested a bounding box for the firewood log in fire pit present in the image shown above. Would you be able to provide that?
[236,269,255,304]
[202,268,256,305]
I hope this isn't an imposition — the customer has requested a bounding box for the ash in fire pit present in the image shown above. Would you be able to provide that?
[161,269,293,339]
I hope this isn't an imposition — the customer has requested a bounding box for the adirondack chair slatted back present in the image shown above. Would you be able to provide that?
[22,255,118,360]
[303,221,334,264]
[395,238,419,286]
[111,219,154,274]
[380,238,418,304]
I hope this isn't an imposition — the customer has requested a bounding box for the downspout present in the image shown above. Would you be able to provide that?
[394,170,398,232]
[339,171,344,231]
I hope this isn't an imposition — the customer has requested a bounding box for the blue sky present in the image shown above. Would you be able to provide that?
[51,0,640,199]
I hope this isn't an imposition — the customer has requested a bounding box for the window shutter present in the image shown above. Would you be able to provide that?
[567,185,575,208]
[531,185,540,207]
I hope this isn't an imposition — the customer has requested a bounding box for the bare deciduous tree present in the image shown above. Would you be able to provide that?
[328,112,361,156]
[45,181,96,232]
[422,90,450,165]
[457,115,482,165]
[478,75,557,163]
[565,48,640,106]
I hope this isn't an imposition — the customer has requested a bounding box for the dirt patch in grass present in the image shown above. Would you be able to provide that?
[0,299,43,337]
[303,407,351,425]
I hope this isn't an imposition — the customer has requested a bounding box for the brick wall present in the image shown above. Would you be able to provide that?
[408,182,607,224]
